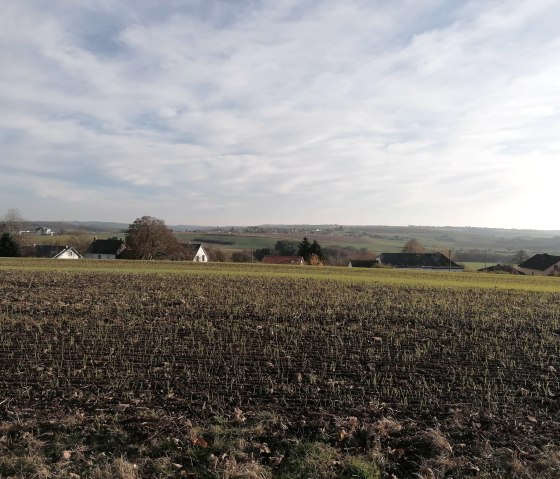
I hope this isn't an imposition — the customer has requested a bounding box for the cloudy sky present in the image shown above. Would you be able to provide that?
[1,0,560,228]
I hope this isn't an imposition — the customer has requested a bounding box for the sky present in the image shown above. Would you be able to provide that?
[1,0,560,229]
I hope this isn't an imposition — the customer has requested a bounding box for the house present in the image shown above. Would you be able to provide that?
[262,255,304,265]
[33,245,82,259]
[84,238,125,260]
[348,259,377,268]
[477,264,523,274]
[376,252,464,271]
[517,253,560,276]
[35,227,55,236]
[186,243,209,262]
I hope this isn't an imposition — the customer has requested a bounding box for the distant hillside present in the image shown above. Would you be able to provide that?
[22,222,560,261]
[23,221,128,233]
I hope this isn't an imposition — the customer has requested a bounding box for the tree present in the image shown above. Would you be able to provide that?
[274,240,298,256]
[1,208,24,234]
[205,247,226,262]
[124,216,180,260]
[511,249,528,265]
[298,237,325,264]
[231,250,251,263]
[298,237,312,261]
[402,238,425,253]
[254,248,273,261]
[310,239,325,261]
[65,230,95,256]
[0,232,20,257]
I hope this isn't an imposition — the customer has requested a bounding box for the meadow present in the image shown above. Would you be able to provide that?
[0,259,559,478]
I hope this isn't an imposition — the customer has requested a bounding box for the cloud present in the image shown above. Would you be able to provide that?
[1,0,560,228]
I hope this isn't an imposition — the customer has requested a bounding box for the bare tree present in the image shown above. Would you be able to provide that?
[402,238,425,253]
[124,216,180,260]
[66,230,95,256]
[511,249,528,265]
[1,208,24,234]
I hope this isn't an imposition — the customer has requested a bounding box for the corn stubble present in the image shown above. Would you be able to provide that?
[0,267,559,478]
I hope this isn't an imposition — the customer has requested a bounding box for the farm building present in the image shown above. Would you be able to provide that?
[84,239,125,260]
[186,243,209,262]
[376,252,464,271]
[262,255,305,265]
[33,245,82,259]
[348,259,377,268]
[477,264,523,274]
[517,253,560,276]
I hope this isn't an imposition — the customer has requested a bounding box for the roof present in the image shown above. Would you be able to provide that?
[518,253,560,271]
[187,243,203,252]
[348,259,377,268]
[377,252,463,269]
[477,264,523,274]
[85,239,124,255]
[262,255,304,265]
[34,245,66,258]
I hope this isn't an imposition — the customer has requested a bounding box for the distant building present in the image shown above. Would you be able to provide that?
[348,259,377,268]
[84,239,125,260]
[33,245,82,259]
[262,255,304,265]
[35,227,54,236]
[517,253,560,276]
[376,252,464,271]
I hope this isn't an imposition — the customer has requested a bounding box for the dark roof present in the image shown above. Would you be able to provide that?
[348,260,377,268]
[518,253,560,271]
[377,252,463,269]
[477,264,523,274]
[34,245,66,258]
[262,255,304,265]
[85,239,124,255]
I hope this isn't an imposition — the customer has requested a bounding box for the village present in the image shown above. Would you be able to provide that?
[3,221,560,277]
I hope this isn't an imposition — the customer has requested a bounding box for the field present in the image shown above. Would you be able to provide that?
[0,259,559,478]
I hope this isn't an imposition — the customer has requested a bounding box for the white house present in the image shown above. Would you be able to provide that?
[187,243,209,262]
[33,245,82,259]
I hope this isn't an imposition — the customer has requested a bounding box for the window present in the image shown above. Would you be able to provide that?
[202,255,206,261]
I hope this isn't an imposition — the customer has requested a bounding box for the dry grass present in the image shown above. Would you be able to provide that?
[373,418,403,437]
[90,457,140,479]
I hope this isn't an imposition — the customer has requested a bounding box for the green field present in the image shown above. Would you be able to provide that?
[0,257,558,292]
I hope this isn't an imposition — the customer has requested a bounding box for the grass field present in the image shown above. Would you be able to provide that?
[1,259,559,478]
[0,257,558,292]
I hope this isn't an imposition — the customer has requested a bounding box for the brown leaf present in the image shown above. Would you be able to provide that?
[193,437,208,448]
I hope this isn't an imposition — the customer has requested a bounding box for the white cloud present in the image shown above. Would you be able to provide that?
[1,0,560,228]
